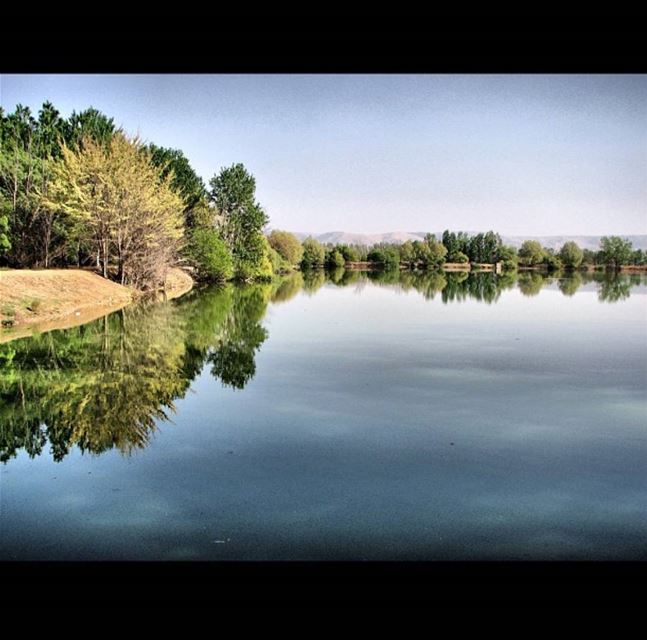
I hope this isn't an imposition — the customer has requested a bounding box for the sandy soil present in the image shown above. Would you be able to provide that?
[0,267,193,342]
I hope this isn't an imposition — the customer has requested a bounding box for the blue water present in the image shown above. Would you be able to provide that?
[1,271,646,559]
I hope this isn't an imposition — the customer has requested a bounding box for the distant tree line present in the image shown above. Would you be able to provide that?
[276,231,645,272]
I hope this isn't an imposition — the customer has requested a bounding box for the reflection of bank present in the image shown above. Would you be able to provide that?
[0,282,274,464]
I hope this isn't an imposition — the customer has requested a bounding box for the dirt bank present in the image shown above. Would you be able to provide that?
[0,267,193,342]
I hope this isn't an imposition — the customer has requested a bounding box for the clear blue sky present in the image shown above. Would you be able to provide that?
[2,74,645,235]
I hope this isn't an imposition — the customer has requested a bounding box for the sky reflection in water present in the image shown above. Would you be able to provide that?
[1,270,646,559]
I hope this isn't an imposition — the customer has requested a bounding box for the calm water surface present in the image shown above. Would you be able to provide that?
[1,270,646,559]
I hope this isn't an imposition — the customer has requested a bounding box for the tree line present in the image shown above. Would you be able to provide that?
[0,102,279,290]
[272,230,645,272]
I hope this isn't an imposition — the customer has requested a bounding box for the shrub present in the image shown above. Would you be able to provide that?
[185,228,234,282]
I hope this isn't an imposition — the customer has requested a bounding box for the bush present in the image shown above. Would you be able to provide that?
[301,237,326,268]
[327,250,346,268]
[267,230,303,266]
[451,251,469,264]
[185,228,233,282]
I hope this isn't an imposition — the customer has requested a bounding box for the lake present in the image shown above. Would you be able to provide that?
[1,269,646,560]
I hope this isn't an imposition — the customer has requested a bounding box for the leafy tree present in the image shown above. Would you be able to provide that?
[367,245,400,269]
[185,227,233,282]
[399,240,415,265]
[498,245,518,270]
[327,249,346,268]
[518,240,545,266]
[49,133,184,289]
[336,244,360,262]
[424,233,448,266]
[599,236,633,268]
[301,237,326,268]
[631,249,647,266]
[581,249,597,266]
[541,250,562,271]
[559,241,583,268]
[209,163,269,279]
[64,107,115,149]
[267,229,303,265]
[148,144,207,227]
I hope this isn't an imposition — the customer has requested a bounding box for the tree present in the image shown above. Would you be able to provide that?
[367,245,400,269]
[267,229,303,265]
[185,227,233,282]
[498,245,518,270]
[64,107,115,149]
[148,144,207,227]
[599,236,633,268]
[301,237,325,268]
[558,241,583,268]
[518,240,544,266]
[631,249,646,266]
[49,133,184,289]
[399,240,415,265]
[209,163,269,279]
[424,233,448,266]
[327,249,346,268]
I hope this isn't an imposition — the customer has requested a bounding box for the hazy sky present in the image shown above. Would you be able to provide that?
[2,74,646,235]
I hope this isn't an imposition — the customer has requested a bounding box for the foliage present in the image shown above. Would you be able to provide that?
[267,229,303,266]
[49,133,184,289]
[326,249,346,268]
[367,245,400,269]
[0,211,9,254]
[599,236,633,268]
[558,241,583,268]
[209,163,269,279]
[64,107,116,150]
[541,250,562,271]
[147,144,208,226]
[518,240,545,266]
[301,236,326,268]
[185,227,233,282]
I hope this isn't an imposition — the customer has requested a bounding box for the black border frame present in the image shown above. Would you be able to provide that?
[1,14,646,609]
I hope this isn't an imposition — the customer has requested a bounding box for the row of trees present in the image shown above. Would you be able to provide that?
[0,102,279,290]
[517,236,645,270]
[267,230,645,272]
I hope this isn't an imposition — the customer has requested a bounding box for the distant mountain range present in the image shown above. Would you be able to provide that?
[286,231,647,251]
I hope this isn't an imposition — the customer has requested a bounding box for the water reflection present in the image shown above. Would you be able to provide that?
[0,269,644,463]
[341,268,646,304]
[0,282,276,462]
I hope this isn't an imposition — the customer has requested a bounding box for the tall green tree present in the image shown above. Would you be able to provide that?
[599,236,633,268]
[64,107,115,149]
[518,240,545,266]
[559,241,583,268]
[424,233,448,266]
[148,144,208,227]
[301,237,326,268]
[209,163,269,279]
